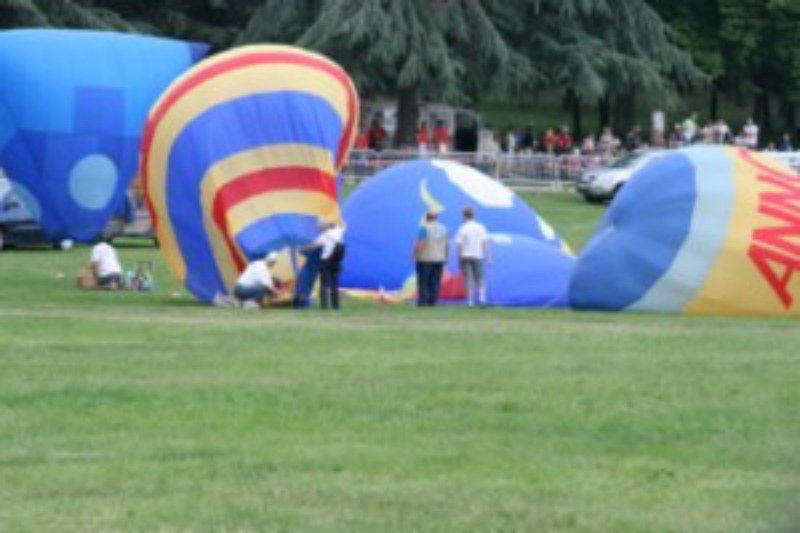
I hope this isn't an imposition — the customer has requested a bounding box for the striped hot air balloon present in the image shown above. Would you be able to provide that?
[142,45,359,302]
[570,146,800,315]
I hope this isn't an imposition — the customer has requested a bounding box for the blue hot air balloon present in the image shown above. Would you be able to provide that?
[569,146,800,316]
[341,159,573,306]
[0,29,208,242]
[437,233,573,307]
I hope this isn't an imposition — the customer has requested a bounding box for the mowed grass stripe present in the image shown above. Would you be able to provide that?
[2,303,800,337]
[1,192,799,531]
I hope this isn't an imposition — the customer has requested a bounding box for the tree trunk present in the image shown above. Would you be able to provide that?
[780,97,795,139]
[598,95,610,131]
[571,96,583,139]
[758,90,772,144]
[612,89,636,136]
[784,102,797,137]
[395,87,420,148]
[709,80,719,120]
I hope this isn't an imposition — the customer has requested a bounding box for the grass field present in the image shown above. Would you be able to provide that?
[2,192,800,531]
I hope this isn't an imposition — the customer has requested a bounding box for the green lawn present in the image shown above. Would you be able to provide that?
[524,191,605,249]
[1,192,799,531]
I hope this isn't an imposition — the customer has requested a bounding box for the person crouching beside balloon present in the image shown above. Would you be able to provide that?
[233,252,281,309]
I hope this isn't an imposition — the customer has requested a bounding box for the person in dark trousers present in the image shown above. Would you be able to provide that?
[777,133,794,152]
[413,211,449,306]
[303,221,345,310]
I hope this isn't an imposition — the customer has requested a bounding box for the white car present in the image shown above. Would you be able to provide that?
[577,150,665,202]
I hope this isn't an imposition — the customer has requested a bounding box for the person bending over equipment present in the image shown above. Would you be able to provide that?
[233,252,279,307]
[303,221,346,310]
[89,239,123,290]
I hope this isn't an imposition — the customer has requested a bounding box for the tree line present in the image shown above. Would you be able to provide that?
[1,0,798,146]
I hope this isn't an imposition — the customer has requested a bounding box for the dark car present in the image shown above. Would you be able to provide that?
[0,176,155,249]
[0,179,54,250]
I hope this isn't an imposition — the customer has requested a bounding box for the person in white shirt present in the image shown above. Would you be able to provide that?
[743,118,759,149]
[651,109,665,147]
[455,207,489,307]
[90,239,123,290]
[234,252,278,306]
[682,114,698,143]
[303,221,346,310]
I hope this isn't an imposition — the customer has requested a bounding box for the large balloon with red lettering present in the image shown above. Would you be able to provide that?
[569,146,800,315]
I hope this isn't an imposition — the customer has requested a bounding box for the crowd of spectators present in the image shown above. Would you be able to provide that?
[489,114,795,157]
[354,111,796,157]
[346,112,798,183]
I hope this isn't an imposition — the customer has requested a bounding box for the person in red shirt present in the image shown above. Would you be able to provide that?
[354,130,369,150]
[433,119,450,153]
[367,118,387,151]
[556,127,573,154]
[542,128,557,153]
[416,120,430,154]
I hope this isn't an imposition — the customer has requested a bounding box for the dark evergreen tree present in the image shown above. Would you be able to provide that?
[652,0,800,142]
[238,0,531,147]
[494,0,703,136]
[0,0,48,27]
[80,0,261,48]
[0,0,137,30]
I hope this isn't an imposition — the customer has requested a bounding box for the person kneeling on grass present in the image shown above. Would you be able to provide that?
[89,238,123,290]
[233,252,279,308]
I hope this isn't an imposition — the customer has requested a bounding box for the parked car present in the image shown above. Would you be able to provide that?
[577,150,666,203]
[1,174,153,250]
[102,188,156,244]
[0,177,54,250]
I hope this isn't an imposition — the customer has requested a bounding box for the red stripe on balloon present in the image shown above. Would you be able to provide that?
[739,148,800,182]
[141,49,357,229]
[211,166,337,270]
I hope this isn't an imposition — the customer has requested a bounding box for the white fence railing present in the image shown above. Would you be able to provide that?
[769,151,800,173]
[343,149,800,186]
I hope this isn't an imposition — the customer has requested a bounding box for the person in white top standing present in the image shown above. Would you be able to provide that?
[455,207,489,307]
[742,118,759,149]
[303,221,346,310]
[90,239,123,290]
[234,252,279,307]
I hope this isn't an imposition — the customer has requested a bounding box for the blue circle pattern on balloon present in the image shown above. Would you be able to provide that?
[0,29,208,241]
[68,154,118,210]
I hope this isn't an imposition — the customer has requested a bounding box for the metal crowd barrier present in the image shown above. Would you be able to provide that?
[343,150,616,187]
[343,149,800,187]
[767,152,800,173]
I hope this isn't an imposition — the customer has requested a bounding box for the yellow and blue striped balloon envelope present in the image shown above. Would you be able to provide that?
[142,45,359,302]
[570,146,800,315]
